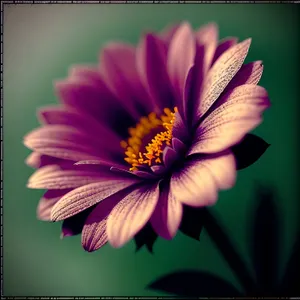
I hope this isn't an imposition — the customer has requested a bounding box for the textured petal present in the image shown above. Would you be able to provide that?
[51,177,140,221]
[55,77,136,138]
[27,164,109,189]
[170,152,236,207]
[24,125,105,161]
[75,159,126,170]
[212,37,238,65]
[37,106,121,150]
[151,181,183,240]
[196,39,252,120]
[100,43,153,116]
[163,146,178,169]
[37,190,70,221]
[81,187,135,252]
[167,22,196,115]
[226,61,264,89]
[196,23,218,72]
[107,183,160,248]
[110,166,158,179]
[137,33,173,110]
[25,152,63,169]
[189,85,270,155]
[61,208,93,238]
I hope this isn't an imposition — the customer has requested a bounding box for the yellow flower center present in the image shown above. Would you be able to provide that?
[121,107,178,171]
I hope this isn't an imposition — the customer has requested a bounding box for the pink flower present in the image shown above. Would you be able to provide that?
[24,22,270,252]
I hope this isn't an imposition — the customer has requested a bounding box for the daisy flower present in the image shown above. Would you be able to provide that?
[24,22,270,252]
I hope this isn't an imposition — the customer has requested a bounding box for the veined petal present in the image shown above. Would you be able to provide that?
[24,125,105,162]
[197,39,252,120]
[81,187,135,252]
[27,164,110,190]
[151,181,183,240]
[51,177,140,221]
[212,37,238,65]
[37,189,70,221]
[107,182,160,248]
[167,22,196,115]
[37,106,121,149]
[189,85,270,155]
[55,77,136,138]
[137,33,173,110]
[196,22,218,72]
[170,151,236,207]
[100,42,154,116]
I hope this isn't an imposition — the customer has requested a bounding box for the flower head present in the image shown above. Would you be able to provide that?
[24,22,270,251]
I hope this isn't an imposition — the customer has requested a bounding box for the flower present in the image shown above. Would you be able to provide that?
[24,22,270,252]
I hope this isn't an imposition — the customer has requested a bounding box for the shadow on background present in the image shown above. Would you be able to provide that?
[147,185,300,297]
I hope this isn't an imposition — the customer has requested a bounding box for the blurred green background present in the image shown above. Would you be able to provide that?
[3,3,299,296]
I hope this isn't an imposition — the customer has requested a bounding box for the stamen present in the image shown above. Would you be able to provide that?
[121,107,178,171]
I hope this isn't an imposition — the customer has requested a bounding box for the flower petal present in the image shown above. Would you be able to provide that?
[159,23,180,45]
[100,43,154,116]
[189,85,270,155]
[107,183,160,248]
[25,152,64,169]
[51,177,140,221]
[37,189,70,221]
[170,151,236,207]
[37,106,121,149]
[24,125,105,161]
[137,33,173,110]
[196,22,218,72]
[167,22,196,115]
[81,187,135,252]
[27,164,110,190]
[55,77,136,138]
[163,146,178,169]
[226,61,264,89]
[151,181,183,240]
[212,37,238,65]
[197,39,252,120]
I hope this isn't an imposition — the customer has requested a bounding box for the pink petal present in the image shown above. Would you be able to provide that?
[189,85,270,155]
[24,125,104,161]
[212,37,238,65]
[171,152,236,207]
[196,39,252,120]
[37,106,121,148]
[151,182,182,240]
[75,160,127,170]
[100,43,154,116]
[37,190,70,221]
[196,22,218,72]
[55,77,136,135]
[225,61,264,90]
[51,178,140,221]
[107,183,160,248]
[137,33,173,110]
[27,164,110,190]
[25,152,63,169]
[167,22,196,115]
[81,187,134,252]
[159,23,180,45]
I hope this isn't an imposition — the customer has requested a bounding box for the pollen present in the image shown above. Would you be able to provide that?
[121,107,178,171]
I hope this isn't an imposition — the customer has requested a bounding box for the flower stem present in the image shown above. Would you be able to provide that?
[202,208,256,295]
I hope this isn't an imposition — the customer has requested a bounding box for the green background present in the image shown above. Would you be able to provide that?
[3,3,299,296]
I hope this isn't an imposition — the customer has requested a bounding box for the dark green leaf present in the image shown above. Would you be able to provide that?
[232,134,270,170]
[147,270,243,297]
[179,205,204,240]
[251,186,279,295]
[280,231,300,296]
[134,222,158,253]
